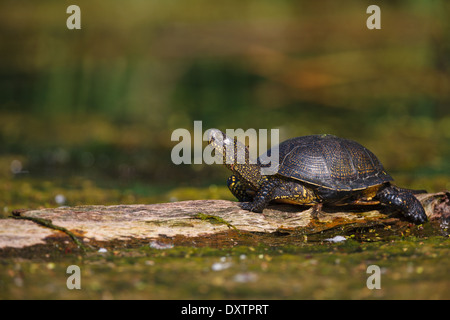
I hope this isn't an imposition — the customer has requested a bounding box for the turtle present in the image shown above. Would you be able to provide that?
[207,129,427,224]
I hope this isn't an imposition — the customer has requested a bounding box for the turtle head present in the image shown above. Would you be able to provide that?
[207,129,263,189]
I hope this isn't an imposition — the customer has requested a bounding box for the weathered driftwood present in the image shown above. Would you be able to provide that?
[0,192,448,250]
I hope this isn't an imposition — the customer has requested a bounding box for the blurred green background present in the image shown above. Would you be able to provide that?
[0,0,449,215]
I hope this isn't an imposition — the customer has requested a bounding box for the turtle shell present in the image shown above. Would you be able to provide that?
[259,134,393,191]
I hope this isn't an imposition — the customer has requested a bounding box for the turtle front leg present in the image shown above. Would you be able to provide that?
[227,175,254,202]
[240,178,278,213]
[376,184,427,224]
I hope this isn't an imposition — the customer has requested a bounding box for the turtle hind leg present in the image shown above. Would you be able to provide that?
[376,185,427,224]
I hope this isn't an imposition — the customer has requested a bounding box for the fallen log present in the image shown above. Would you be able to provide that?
[0,192,448,251]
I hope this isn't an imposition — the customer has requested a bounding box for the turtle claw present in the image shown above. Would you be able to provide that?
[404,207,428,224]
[240,202,263,213]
